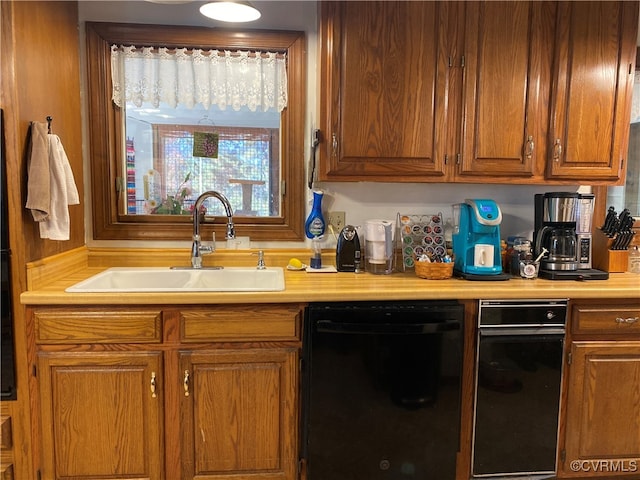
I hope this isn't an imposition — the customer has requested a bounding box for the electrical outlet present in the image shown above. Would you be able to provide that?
[328,211,346,232]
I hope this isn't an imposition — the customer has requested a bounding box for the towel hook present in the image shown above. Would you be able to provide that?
[46,116,53,134]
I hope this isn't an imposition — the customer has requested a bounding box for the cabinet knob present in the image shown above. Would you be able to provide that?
[615,316,638,324]
[184,370,190,397]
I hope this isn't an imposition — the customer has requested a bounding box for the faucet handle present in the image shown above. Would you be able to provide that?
[253,250,266,270]
[193,233,215,256]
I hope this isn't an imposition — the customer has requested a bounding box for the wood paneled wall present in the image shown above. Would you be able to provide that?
[3,0,85,261]
[1,2,84,478]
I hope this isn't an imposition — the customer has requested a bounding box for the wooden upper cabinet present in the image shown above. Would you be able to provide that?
[319,1,452,181]
[458,1,556,179]
[319,0,637,185]
[548,1,638,182]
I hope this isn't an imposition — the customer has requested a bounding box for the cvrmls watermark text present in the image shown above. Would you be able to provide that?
[570,459,638,473]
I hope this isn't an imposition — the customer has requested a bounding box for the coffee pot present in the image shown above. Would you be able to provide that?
[537,226,578,270]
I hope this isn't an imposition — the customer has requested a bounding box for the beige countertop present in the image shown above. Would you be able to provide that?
[20,247,640,306]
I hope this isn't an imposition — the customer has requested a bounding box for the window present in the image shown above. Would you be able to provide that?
[86,22,306,241]
[126,119,279,217]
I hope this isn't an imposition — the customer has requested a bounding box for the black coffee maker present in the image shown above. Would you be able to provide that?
[534,192,579,273]
[534,192,609,280]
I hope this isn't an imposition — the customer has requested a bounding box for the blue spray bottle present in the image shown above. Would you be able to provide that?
[305,190,325,269]
[305,190,325,239]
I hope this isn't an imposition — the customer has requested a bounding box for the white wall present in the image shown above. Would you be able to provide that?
[78,1,580,249]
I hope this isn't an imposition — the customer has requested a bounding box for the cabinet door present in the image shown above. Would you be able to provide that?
[180,348,297,480]
[560,341,640,478]
[458,1,555,179]
[548,1,638,182]
[0,404,14,480]
[38,351,164,480]
[319,1,452,181]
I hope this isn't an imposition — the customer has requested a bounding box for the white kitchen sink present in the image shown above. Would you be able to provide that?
[65,267,285,292]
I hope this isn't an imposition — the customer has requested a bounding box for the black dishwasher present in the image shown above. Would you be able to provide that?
[302,301,464,480]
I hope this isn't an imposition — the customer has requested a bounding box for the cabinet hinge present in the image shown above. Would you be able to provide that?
[444,154,449,165]
[456,153,461,165]
[32,364,37,377]
[37,469,42,480]
[281,180,286,196]
[567,351,572,365]
[449,56,465,68]
[560,449,566,465]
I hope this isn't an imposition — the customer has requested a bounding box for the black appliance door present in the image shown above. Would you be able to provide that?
[1,250,16,400]
[305,302,463,480]
[472,331,564,476]
[0,108,16,400]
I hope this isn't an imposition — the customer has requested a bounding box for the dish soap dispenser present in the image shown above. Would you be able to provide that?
[305,190,326,239]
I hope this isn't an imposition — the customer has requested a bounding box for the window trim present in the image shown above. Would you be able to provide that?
[86,22,306,241]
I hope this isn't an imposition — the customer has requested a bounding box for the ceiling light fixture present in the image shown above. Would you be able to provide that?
[199,1,261,23]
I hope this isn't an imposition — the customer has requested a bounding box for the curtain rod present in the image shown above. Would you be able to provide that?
[111,45,286,59]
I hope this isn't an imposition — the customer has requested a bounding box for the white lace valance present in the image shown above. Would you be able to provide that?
[110,45,288,112]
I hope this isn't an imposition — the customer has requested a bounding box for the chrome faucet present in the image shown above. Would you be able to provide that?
[191,191,235,269]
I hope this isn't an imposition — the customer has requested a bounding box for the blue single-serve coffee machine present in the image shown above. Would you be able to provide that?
[452,199,503,277]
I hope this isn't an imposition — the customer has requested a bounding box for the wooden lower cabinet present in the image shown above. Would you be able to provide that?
[560,342,640,478]
[30,305,302,480]
[37,351,164,480]
[0,403,14,480]
[180,348,298,480]
[558,301,640,478]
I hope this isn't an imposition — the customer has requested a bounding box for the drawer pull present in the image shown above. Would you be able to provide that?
[184,370,190,397]
[615,317,639,324]
[150,372,157,398]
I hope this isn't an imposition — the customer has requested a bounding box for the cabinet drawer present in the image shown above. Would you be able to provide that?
[34,309,162,344]
[572,303,640,335]
[180,305,301,342]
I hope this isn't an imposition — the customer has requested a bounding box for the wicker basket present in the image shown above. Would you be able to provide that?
[414,261,454,280]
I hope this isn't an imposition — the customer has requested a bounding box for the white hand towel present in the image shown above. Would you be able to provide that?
[25,122,51,222]
[37,135,80,241]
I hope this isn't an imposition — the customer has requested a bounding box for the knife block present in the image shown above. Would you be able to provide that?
[593,229,629,272]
